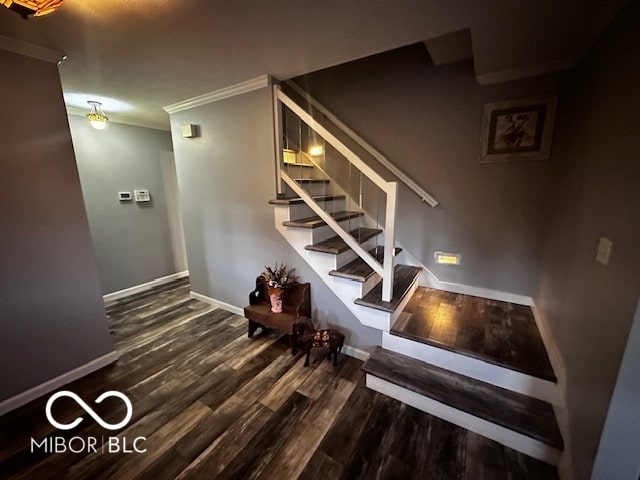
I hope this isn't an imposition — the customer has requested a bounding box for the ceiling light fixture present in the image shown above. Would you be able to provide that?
[0,0,64,19]
[86,101,108,131]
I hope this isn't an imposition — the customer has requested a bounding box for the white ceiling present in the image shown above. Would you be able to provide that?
[0,0,624,131]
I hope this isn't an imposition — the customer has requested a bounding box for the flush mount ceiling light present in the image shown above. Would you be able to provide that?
[86,101,108,131]
[0,0,64,19]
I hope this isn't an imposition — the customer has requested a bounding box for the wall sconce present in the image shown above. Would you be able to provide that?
[86,101,108,131]
[434,251,461,266]
[308,145,324,156]
[0,0,64,19]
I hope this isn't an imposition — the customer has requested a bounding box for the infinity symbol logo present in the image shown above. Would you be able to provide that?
[46,391,133,431]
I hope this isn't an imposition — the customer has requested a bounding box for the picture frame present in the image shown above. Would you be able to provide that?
[479,95,557,163]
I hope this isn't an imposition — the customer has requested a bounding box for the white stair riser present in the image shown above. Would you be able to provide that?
[360,273,381,298]
[274,205,364,244]
[275,219,392,331]
[288,198,346,220]
[365,374,561,466]
[334,236,380,269]
[381,331,561,405]
[295,182,332,197]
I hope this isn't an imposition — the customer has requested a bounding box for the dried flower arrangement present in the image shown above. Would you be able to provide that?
[261,262,298,293]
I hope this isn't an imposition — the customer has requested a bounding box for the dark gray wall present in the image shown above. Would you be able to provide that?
[68,116,179,294]
[169,86,381,351]
[592,298,640,480]
[294,46,561,296]
[534,4,640,478]
[0,49,114,402]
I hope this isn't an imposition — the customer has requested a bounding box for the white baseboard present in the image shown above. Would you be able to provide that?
[397,247,533,306]
[366,374,561,466]
[420,268,533,306]
[0,351,119,416]
[529,303,566,403]
[103,270,189,302]
[189,291,371,361]
[190,291,245,316]
[530,302,571,479]
[341,345,370,362]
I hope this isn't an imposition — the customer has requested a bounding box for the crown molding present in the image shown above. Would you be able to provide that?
[66,106,86,116]
[66,107,171,132]
[476,56,577,85]
[0,34,65,64]
[163,75,271,114]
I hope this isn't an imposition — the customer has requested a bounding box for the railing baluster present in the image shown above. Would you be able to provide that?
[274,85,398,303]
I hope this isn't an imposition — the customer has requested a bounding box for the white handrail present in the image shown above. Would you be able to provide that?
[284,80,439,207]
[276,89,395,198]
[274,84,397,302]
[281,171,385,279]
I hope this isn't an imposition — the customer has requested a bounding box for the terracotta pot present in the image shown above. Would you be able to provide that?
[267,286,283,313]
[269,293,283,313]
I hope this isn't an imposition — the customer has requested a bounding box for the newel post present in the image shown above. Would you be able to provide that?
[381,182,398,302]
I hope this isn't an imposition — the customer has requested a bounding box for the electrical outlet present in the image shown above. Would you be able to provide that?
[596,237,612,265]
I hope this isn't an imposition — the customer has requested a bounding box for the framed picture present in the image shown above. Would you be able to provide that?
[479,95,557,163]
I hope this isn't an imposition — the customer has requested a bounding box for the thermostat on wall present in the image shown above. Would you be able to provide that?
[134,189,151,202]
[118,191,132,201]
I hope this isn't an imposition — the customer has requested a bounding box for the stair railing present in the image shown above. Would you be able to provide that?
[284,80,439,207]
[273,84,397,302]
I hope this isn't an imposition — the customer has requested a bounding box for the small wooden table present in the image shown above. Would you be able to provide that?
[243,277,311,354]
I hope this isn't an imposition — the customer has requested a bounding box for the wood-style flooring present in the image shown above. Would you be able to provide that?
[0,279,558,479]
[392,287,556,381]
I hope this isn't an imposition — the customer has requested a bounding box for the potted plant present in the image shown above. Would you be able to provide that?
[261,263,298,313]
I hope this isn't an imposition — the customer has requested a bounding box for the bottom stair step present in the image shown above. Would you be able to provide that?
[354,265,421,313]
[329,246,403,282]
[362,347,563,463]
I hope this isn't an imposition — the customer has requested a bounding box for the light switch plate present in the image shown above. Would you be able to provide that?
[596,237,612,265]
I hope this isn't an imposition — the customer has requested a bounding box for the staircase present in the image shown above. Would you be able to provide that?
[269,82,564,467]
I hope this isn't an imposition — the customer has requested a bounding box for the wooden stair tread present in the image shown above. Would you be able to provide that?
[283,211,363,229]
[268,195,345,205]
[391,287,558,382]
[293,178,330,184]
[305,227,381,254]
[329,247,403,282]
[354,265,421,313]
[363,347,564,450]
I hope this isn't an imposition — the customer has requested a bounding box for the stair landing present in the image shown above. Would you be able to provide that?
[391,287,556,382]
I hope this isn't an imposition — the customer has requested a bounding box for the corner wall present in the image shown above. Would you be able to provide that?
[68,116,184,294]
[293,45,562,297]
[534,3,640,478]
[0,49,114,404]
[168,85,381,352]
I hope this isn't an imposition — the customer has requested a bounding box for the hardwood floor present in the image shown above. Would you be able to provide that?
[391,287,556,381]
[0,279,558,479]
